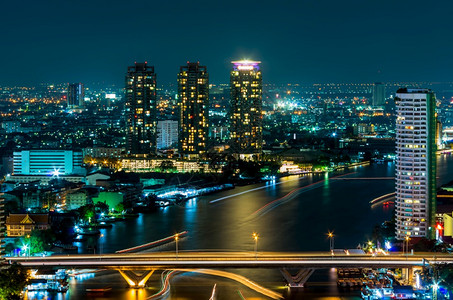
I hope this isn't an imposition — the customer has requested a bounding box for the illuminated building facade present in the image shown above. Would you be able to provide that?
[157,120,178,150]
[177,62,209,158]
[6,214,50,237]
[125,62,157,155]
[229,60,263,157]
[372,82,385,106]
[13,150,83,175]
[67,83,84,108]
[395,88,437,240]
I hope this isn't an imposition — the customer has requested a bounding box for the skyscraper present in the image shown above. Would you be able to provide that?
[125,62,157,155]
[67,83,84,108]
[229,60,263,158]
[395,88,437,240]
[372,82,385,106]
[177,62,209,158]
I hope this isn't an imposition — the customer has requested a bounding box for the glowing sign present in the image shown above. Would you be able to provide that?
[237,65,254,71]
[232,60,260,71]
[105,94,116,99]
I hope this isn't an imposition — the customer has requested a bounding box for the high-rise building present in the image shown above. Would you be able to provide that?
[229,60,263,158]
[177,62,209,158]
[372,82,385,106]
[395,88,437,240]
[157,120,179,150]
[125,62,157,155]
[67,83,84,108]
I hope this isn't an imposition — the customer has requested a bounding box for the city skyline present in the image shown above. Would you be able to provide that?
[2,1,453,86]
[2,1,453,297]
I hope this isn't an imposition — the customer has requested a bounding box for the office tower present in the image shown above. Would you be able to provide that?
[372,82,385,106]
[157,120,179,150]
[177,62,209,158]
[125,62,157,155]
[67,83,84,108]
[229,60,263,158]
[13,150,83,175]
[395,88,437,240]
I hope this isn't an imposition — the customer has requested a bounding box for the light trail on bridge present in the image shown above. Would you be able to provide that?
[10,251,453,269]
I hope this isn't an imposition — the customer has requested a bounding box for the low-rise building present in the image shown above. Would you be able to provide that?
[86,173,110,186]
[83,147,125,159]
[121,158,221,173]
[8,174,85,185]
[6,214,50,237]
[66,191,87,210]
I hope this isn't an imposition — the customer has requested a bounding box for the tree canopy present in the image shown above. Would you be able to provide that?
[0,263,29,300]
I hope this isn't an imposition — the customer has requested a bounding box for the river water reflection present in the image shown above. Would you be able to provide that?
[25,154,453,299]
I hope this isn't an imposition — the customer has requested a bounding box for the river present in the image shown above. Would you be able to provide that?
[25,153,453,299]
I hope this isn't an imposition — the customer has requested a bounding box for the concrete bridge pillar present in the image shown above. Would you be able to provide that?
[401,267,414,285]
[280,268,315,287]
[118,269,155,288]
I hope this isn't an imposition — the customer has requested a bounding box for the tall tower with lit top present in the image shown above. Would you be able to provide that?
[229,60,263,158]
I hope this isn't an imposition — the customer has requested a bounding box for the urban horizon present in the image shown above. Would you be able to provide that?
[2,0,453,299]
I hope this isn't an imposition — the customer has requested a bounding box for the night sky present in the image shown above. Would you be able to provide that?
[2,0,453,86]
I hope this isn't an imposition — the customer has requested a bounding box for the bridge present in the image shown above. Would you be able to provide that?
[6,251,453,288]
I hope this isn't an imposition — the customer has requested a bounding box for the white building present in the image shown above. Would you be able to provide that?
[395,88,437,240]
[13,150,83,176]
[83,147,125,158]
[157,120,178,149]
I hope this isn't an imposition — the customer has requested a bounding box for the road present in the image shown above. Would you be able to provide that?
[8,251,453,269]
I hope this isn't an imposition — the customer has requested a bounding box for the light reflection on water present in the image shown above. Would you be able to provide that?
[24,156,453,299]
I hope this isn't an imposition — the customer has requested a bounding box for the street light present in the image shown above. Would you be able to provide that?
[327,232,335,252]
[99,234,104,256]
[405,235,410,256]
[175,234,179,259]
[252,232,259,259]
[22,244,29,257]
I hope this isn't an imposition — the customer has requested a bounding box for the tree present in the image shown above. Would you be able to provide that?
[17,229,55,255]
[160,160,175,173]
[115,202,125,213]
[0,263,30,300]
[77,204,95,223]
[4,243,15,256]
[94,201,109,213]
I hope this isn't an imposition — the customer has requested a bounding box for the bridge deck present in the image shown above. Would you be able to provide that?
[5,251,453,269]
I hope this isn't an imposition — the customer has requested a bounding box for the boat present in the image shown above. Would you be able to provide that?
[79,228,101,236]
[93,222,113,229]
